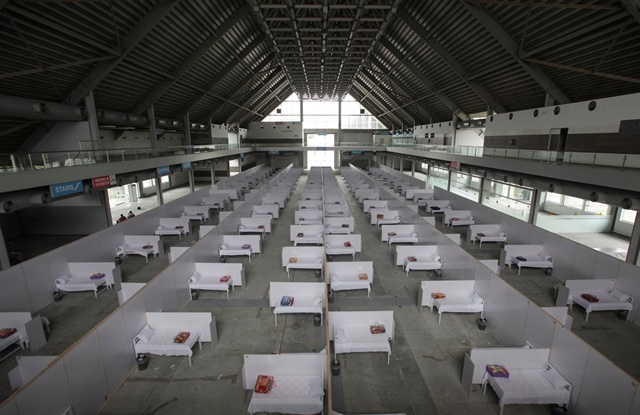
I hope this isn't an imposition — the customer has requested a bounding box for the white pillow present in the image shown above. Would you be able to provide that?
[334,327,347,342]
[313,296,322,306]
[610,288,631,302]
[190,272,201,283]
[56,274,71,284]
[330,274,338,284]
[470,292,483,305]
[219,243,228,250]
[137,325,155,343]
[411,232,418,237]
[308,377,324,398]
[238,225,245,230]
[541,367,570,390]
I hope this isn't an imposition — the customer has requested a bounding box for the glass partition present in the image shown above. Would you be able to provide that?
[449,172,481,202]
[481,179,532,221]
[428,167,449,190]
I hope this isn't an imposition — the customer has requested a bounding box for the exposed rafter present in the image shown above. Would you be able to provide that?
[66,0,182,105]
[525,58,640,85]
[176,34,267,118]
[460,0,571,104]
[368,55,442,121]
[226,71,287,123]
[204,56,277,122]
[358,69,419,124]
[353,79,405,127]
[130,3,252,115]
[397,7,506,114]
[0,55,118,80]
[378,38,470,120]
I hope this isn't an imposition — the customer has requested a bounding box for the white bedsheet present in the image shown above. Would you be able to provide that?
[571,292,632,321]
[155,226,186,238]
[181,213,205,222]
[388,233,418,245]
[334,326,390,358]
[294,236,324,246]
[0,332,24,353]
[403,256,441,276]
[330,274,370,295]
[512,255,553,275]
[286,258,323,278]
[274,296,323,325]
[247,375,323,415]
[134,328,201,362]
[433,296,483,323]
[116,244,155,262]
[449,216,475,227]
[377,217,401,228]
[475,233,507,248]
[55,275,107,297]
[189,274,232,299]
[219,244,253,262]
[325,245,356,260]
[238,226,266,237]
[325,226,351,235]
[486,368,570,409]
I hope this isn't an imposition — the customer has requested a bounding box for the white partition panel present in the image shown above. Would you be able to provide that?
[592,252,621,280]
[121,294,147,358]
[14,359,71,415]
[502,289,530,346]
[141,279,164,312]
[63,331,109,414]
[631,385,640,415]
[571,244,597,279]
[65,234,98,263]
[0,266,31,312]
[96,309,135,394]
[0,400,17,415]
[20,256,54,312]
[158,269,179,312]
[171,257,194,309]
[474,263,492,300]
[484,275,510,343]
[523,306,557,349]
[549,326,589,411]
[543,234,577,280]
[614,261,640,323]
[576,351,636,415]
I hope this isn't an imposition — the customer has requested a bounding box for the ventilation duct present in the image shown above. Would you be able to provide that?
[1,192,51,213]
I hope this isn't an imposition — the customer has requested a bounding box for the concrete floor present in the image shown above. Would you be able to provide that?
[5,172,639,414]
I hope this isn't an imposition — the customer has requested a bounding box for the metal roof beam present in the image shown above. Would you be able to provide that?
[359,69,420,123]
[176,34,266,118]
[353,79,408,126]
[235,83,291,126]
[226,72,287,123]
[623,1,640,26]
[130,3,251,115]
[525,58,640,85]
[350,84,396,128]
[378,37,469,120]
[203,56,276,121]
[460,0,571,104]
[66,0,182,105]
[397,7,506,113]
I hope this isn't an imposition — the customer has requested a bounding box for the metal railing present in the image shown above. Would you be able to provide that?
[1,142,637,174]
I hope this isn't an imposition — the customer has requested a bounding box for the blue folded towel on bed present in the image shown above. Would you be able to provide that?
[280,296,294,306]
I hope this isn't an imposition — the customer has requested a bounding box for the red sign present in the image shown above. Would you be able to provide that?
[92,175,116,189]
[450,161,460,169]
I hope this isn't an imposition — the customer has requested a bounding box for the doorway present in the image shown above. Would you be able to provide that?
[306,133,335,168]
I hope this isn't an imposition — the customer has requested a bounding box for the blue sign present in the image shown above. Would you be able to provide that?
[268,150,280,155]
[157,166,170,176]
[181,162,192,170]
[316,147,327,150]
[351,150,363,155]
[50,180,84,198]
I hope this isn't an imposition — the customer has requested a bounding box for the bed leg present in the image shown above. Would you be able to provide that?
[274,314,278,326]
[585,312,589,322]
[188,356,192,367]
[438,313,441,324]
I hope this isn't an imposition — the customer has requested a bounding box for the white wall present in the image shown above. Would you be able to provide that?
[30,122,92,152]
[456,129,484,146]
[99,130,184,149]
[248,121,303,140]
[485,92,640,136]
[341,130,373,143]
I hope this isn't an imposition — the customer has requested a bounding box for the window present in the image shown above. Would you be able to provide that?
[546,193,562,204]
[340,94,386,129]
[263,94,301,123]
[160,176,169,184]
[564,196,584,210]
[621,209,637,224]
[585,201,610,215]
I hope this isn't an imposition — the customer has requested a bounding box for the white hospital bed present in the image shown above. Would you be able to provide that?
[512,254,553,275]
[133,325,201,367]
[155,225,186,238]
[404,255,442,277]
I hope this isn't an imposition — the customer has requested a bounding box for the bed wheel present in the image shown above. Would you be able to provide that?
[315,270,321,278]
[327,255,333,262]
[435,269,443,278]
[219,257,226,263]
[545,268,552,276]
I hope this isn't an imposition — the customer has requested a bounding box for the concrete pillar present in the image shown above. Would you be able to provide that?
[447,169,452,191]
[188,169,195,192]
[399,157,404,173]
[0,228,12,270]
[337,98,342,145]
[478,176,486,204]
[627,213,640,265]
[238,157,242,173]
[148,106,158,153]
[528,188,541,224]
[210,162,216,185]
[156,175,164,206]
[184,113,192,147]
[451,113,458,147]
[84,91,100,152]
[486,106,494,117]
[207,118,214,144]
[411,160,415,177]
[545,93,555,107]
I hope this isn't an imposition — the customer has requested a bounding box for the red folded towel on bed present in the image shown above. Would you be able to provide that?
[369,324,386,334]
[258,225,265,229]
[142,245,153,249]
[451,218,459,221]
[388,232,397,236]
[407,256,417,262]
[219,275,231,283]
[476,233,485,237]
[175,225,184,229]
[431,292,446,299]
[358,274,368,280]
[581,293,599,303]
[341,224,349,228]
[90,273,105,280]
[344,241,352,247]
[254,375,275,394]
[173,331,190,343]
[0,328,17,338]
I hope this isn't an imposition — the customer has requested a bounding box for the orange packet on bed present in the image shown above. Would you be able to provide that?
[173,331,190,343]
